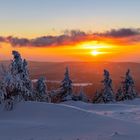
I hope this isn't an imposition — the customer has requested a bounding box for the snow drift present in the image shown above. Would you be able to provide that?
[1,100,140,140]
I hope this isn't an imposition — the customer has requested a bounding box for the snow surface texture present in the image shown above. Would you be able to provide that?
[1,99,140,140]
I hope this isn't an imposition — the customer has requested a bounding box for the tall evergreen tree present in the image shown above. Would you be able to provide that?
[101,69,114,103]
[121,69,137,100]
[35,77,50,102]
[0,81,6,104]
[60,67,72,101]
[0,66,15,110]
[0,65,6,104]
[2,51,33,104]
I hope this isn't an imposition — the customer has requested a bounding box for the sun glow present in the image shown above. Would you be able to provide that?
[79,41,114,58]
[91,50,100,56]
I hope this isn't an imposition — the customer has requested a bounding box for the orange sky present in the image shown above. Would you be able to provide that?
[0,33,140,62]
[0,1,140,62]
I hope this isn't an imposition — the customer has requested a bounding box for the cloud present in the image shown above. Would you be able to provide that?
[99,28,140,37]
[0,36,6,42]
[0,28,140,47]
[7,36,30,46]
[0,30,89,47]
[30,30,89,47]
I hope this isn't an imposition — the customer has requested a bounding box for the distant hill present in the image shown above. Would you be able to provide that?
[0,61,140,97]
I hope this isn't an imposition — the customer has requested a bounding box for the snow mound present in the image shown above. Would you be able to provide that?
[1,100,140,140]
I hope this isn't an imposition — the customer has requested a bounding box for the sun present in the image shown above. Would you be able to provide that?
[91,50,100,56]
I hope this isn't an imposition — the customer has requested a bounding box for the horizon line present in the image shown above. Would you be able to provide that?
[1,59,140,64]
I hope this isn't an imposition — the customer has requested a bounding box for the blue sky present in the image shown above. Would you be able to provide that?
[0,0,140,37]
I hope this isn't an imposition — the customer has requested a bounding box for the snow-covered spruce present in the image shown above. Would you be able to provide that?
[93,70,114,103]
[10,51,33,101]
[35,77,50,102]
[101,70,115,103]
[60,67,73,101]
[0,51,34,110]
[0,64,7,104]
[0,67,15,110]
[116,69,137,101]
[0,81,6,104]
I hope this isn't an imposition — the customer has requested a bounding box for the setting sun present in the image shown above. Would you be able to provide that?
[91,50,100,56]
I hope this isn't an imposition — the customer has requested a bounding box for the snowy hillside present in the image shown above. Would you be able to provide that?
[1,100,140,140]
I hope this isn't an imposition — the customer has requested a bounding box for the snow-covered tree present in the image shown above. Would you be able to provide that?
[35,77,50,102]
[0,64,15,110]
[116,69,137,101]
[0,50,33,109]
[60,67,72,101]
[9,51,33,101]
[101,69,114,103]
[0,65,6,104]
[0,82,6,104]
[121,69,137,100]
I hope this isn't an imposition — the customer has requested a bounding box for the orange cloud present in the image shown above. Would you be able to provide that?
[0,28,140,48]
[0,28,140,62]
